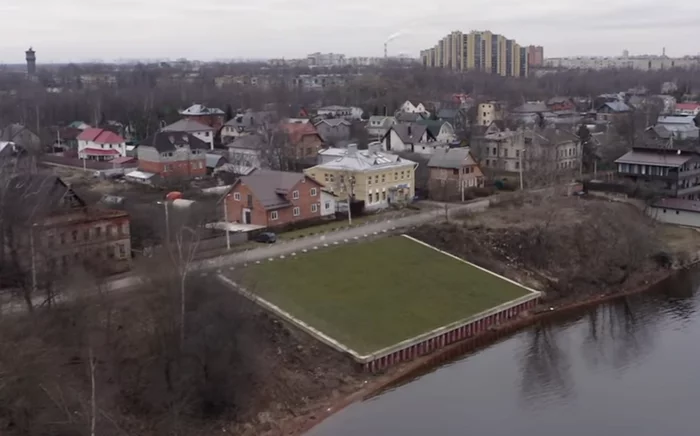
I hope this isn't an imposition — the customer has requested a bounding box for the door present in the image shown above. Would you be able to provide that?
[242,208,252,224]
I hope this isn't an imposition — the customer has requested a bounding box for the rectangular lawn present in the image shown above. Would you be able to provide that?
[238,235,531,354]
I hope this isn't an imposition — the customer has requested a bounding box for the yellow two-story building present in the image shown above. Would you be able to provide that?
[305,144,417,210]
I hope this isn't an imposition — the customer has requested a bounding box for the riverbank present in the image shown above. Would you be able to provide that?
[282,263,678,436]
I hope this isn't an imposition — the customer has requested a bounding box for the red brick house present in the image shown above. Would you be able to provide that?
[546,97,576,112]
[223,170,325,227]
[179,104,226,129]
[1,175,132,285]
[136,132,208,179]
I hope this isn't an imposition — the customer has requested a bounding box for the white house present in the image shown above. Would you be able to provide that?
[320,190,337,217]
[400,100,428,115]
[647,198,700,228]
[77,128,127,161]
[161,119,215,150]
[382,123,443,153]
[366,116,396,139]
[674,103,700,117]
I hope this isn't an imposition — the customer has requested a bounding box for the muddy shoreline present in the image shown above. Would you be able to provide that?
[280,265,679,436]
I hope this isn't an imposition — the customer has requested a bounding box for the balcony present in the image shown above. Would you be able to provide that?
[677,184,700,197]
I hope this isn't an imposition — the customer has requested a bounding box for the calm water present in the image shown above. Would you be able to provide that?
[309,270,700,436]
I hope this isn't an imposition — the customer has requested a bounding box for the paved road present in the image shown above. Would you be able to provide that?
[1,200,491,313]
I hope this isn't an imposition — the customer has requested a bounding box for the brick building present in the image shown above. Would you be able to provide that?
[136,132,208,179]
[178,103,226,130]
[280,122,324,163]
[0,175,132,286]
[223,170,325,227]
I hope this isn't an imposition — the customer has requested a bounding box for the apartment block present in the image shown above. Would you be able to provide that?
[420,30,533,77]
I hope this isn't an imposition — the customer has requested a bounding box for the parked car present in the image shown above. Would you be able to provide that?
[255,232,277,243]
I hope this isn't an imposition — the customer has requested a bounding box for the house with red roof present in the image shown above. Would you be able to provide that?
[77,128,127,161]
[675,102,700,117]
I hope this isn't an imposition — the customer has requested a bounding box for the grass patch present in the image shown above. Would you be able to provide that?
[237,236,531,354]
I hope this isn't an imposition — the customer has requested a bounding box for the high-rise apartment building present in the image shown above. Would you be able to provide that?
[420,31,532,77]
[527,45,544,67]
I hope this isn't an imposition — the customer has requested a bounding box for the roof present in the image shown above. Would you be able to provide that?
[657,115,696,125]
[676,103,700,111]
[428,148,477,169]
[598,101,631,112]
[77,127,126,144]
[125,170,156,180]
[82,148,120,156]
[226,134,265,150]
[110,156,137,165]
[512,102,548,113]
[314,118,352,127]
[224,111,275,129]
[416,119,448,137]
[206,153,227,168]
[162,119,215,133]
[4,174,86,223]
[367,116,395,127]
[652,198,700,213]
[312,145,415,172]
[0,124,40,148]
[319,105,351,111]
[437,108,458,120]
[395,112,427,122]
[233,170,312,210]
[281,122,322,144]
[140,131,209,152]
[179,104,225,116]
[547,96,572,105]
[646,125,673,139]
[388,123,430,145]
[615,150,693,167]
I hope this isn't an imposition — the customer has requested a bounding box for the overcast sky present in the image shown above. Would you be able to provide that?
[1,0,699,63]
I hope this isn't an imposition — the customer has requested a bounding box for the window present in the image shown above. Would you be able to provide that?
[107,246,115,259]
[368,176,372,185]
[205,131,210,137]
[72,230,78,241]
[374,175,379,184]
[325,201,331,210]
[676,210,680,215]
[310,188,317,197]
[401,171,405,179]
[95,227,102,237]
[293,207,301,217]
[83,229,90,241]
[375,192,380,202]
[329,174,335,183]
[516,150,520,158]
[47,235,55,247]
[270,211,279,220]
[311,203,318,213]
[121,223,129,235]
[118,243,126,259]
[109,225,117,236]
[382,191,386,200]
[163,164,170,172]
[233,192,241,201]
[60,233,66,244]
[453,169,459,175]
[292,190,300,200]
[324,173,329,182]
[394,172,398,181]
[515,161,520,170]
[492,147,497,156]
[381,174,386,183]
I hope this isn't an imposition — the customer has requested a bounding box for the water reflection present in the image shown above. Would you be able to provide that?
[309,269,700,436]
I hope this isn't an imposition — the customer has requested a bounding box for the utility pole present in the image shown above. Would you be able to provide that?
[518,148,524,190]
[223,195,231,250]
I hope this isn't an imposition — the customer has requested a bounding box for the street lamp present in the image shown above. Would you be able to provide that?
[156,200,170,243]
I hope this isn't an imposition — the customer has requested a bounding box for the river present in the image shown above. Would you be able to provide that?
[308,269,700,436]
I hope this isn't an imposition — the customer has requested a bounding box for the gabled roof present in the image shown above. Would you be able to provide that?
[367,116,395,127]
[416,119,450,137]
[231,170,318,210]
[281,122,322,145]
[226,134,266,150]
[314,118,351,127]
[437,108,458,120]
[387,123,431,145]
[657,115,696,125]
[224,111,275,129]
[4,174,86,223]
[206,153,228,168]
[676,102,700,111]
[162,119,215,133]
[598,101,631,112]
[428,147,478,169]
[77,127,126,144]
[179,104,225,116]
[140,131,209,152]
[395,112,427,122]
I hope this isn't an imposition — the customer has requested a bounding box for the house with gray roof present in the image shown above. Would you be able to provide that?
[596,101,632,123]
[313,118,352,145]
[221,110,276,142]
[382,123,447,154]
[615,147,700,199]
[366,115,396,139]
[161,119,216,150]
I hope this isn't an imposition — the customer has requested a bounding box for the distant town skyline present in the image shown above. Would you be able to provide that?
[1,0,699,63]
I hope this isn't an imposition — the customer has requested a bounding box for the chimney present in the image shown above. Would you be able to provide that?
[347,144,358,156]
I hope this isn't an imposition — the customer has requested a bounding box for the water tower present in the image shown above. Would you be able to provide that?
[25,47,36,76]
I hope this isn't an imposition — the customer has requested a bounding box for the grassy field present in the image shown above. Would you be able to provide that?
[237,236,531,354]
